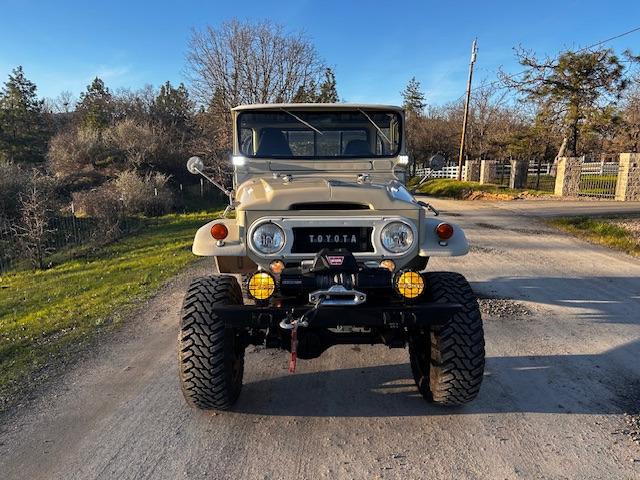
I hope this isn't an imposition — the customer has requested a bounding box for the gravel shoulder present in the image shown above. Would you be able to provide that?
[611,218,640,241]
[1,200,639,479]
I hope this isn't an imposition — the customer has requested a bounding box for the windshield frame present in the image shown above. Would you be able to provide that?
[236,110,403,160]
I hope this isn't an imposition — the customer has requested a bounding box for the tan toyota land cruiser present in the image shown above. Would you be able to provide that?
[179,103,485,411]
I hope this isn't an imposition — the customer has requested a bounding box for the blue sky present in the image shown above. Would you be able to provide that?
[1,0,640,106]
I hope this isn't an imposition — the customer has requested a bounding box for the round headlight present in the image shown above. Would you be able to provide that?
[380,221,414,253]
[252,223,285,254]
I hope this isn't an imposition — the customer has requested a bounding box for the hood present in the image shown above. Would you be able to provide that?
[236,177,418,211]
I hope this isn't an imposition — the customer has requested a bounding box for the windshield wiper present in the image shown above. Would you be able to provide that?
[279,108,324,135]
[358,109,391,146]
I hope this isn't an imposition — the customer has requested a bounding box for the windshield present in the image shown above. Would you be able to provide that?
[237,110,401,159]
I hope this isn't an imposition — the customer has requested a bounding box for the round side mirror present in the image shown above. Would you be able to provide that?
[429,154,446,171]
[187,156,204,175]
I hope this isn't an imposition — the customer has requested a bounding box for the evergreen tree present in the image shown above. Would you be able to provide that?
[0,66,48,164]
[401,77,427,117]
[77,77,113,130]
[151,81,194,132]
[292,80,318,103]
[317,68,338,103]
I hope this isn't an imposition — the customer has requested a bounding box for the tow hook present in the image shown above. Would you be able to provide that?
[279,299,324,373]
[279,312,308,373]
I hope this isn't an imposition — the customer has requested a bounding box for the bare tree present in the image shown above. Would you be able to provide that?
[51,90,76,113]
[611,81,640,152]
[468,81,513,159]
[12,172,56,269]
[186,19,325,108]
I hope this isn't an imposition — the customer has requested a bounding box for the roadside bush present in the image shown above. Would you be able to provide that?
[73,170,174,223]
[113,170,174,216]
[72,185,122,241]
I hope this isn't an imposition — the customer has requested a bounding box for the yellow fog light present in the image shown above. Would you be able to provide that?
[396,271,425,299]
[247,272,276,300]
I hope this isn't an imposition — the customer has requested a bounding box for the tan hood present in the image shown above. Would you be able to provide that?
[236,177,418,211]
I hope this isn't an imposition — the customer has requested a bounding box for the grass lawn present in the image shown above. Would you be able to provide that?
[410,178,550,199]
[548,216,640,257]
[0,211,218,401]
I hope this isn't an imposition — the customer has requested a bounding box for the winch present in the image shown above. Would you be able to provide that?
[278,248,393,297]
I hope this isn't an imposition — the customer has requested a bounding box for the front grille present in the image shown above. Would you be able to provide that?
[289,202,371,210]
[291,227,374,253]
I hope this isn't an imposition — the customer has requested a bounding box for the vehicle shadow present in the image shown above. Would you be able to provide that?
[470,275,640,325]
[234,339,639,418]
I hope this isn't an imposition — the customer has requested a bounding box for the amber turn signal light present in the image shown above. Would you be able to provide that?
[210,223,229,240]
[269,260,285,274]
[379,259,396,271]
[435,222,454,240]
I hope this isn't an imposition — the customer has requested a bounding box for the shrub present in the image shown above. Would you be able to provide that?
[48,127,106,188]
[113,170,174,216]
[106,119,163,168]
[0,158,30,219]
[73,170,174,223]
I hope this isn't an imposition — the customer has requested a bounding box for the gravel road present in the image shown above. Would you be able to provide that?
[1,199,639,479]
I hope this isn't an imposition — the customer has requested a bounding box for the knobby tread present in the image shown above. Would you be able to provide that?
[409,271,485,406]
[178,275,244,410]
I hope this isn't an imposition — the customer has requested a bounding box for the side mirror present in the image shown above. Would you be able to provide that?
[428,154,446,172]
[187,156,204,175]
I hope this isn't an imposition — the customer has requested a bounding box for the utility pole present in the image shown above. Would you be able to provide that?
[457,38,478,181]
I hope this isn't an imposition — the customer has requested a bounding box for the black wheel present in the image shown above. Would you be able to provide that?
[179,275,245,410]
[240,273,250,299]
[409,272,485,406]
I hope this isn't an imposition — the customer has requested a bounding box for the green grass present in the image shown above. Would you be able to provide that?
[410,178,549,199]
[0,211,219,400]
[548,216,640,257]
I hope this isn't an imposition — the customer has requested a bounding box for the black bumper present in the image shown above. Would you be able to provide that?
[213,303,461,329]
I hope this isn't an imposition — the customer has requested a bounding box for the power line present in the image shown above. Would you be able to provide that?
[579,25,640,52]
[447,24,640,104]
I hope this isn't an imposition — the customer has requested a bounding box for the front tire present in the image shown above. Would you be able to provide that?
[179,276,245,410]
[409,272,485,406]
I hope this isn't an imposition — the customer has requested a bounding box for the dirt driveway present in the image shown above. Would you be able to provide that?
[1,199,639,479]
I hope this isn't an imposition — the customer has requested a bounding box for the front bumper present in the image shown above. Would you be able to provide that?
[213,303,461,329]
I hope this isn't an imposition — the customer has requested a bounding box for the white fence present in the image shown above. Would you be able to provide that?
[415,165,462,179]
[580,161,619,175]
[415,162,552,181]
[412,156,626,198]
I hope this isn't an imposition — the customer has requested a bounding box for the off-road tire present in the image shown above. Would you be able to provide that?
[409,272,485,406]
[179,275,245,410]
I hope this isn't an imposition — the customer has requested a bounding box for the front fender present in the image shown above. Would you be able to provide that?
[419,216,469,257]
[192,219,246,256]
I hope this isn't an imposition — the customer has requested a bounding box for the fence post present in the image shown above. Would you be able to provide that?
[509,159,530,189]
[554,157,581,197]
[464,160,480,182]
[615,153,640,201]
[479,160,497,184]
